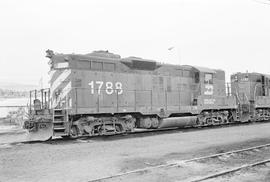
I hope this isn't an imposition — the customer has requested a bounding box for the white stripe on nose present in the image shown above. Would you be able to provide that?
[51,69,72,94]
[52,81,72,108]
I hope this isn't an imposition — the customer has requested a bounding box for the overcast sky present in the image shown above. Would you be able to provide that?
[0,0,270,87]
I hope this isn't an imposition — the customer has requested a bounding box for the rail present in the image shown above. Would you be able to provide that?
[88,142,270,182]
[0,105,27,108]
[188,159,270,182]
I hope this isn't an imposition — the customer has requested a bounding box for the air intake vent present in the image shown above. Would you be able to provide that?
[121,57,160,70]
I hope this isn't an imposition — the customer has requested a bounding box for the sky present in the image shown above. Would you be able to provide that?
[0,0,270,87]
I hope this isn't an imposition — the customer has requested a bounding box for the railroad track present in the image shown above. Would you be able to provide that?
[187,158,270,182]
[88,142,270,182]
[174,143,270,182]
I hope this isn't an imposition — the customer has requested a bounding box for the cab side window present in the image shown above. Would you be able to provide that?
[195,72,200,83]
[204,73,213,84]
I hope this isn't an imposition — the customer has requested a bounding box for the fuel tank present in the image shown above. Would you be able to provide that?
[158,116,197,128]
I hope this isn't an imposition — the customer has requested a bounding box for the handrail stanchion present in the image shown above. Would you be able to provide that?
[134,90,137,111]
[150,90,153,112]
[75,88,78,114]
[44,91,47,109]
[41,89,44,109]
[29,91,32,114]
[116,89,119,112]
[34,90,37,100]
[48,89,50,109]
[165,90,168,111]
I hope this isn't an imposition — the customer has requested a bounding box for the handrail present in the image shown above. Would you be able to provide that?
[29,88,51,114]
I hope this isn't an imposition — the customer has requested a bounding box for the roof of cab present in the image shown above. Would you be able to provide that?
[183,65,217,73]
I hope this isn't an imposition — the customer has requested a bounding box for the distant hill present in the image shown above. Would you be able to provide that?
[0,82,38,91]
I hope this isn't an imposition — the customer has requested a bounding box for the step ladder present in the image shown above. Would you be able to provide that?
[236,106,241,121]
[235,91,242,121]
[53,109,68,137]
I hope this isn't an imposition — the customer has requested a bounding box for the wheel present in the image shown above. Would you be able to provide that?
[115,125,122,132]
[206,118,213,125]
[70,125,79,138]
[151,118,159,129]
[141,118,151,129]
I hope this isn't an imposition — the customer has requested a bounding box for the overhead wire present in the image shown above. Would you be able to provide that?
[252,0,270,5]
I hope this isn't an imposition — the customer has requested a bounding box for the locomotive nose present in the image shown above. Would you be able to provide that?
[23,118,53,141]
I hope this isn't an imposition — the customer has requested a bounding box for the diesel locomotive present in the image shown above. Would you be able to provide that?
[23,50,270,141]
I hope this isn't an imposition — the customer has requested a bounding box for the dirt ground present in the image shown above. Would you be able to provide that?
[107,138,270,182]
[1,122,270,182]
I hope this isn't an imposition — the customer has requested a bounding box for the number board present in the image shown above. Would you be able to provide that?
[88,81,123,95]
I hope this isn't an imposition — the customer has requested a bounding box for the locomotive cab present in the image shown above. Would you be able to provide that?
[188,66,238,125]
[231,72,270,121]
[189,66,232,109]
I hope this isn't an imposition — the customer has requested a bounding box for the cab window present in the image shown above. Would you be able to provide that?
[195,72,200,83]
[204,73,213,84]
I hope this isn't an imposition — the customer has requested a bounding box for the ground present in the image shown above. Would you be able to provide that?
[1,122,270,182]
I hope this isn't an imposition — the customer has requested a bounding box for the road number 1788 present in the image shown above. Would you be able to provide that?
[88,81,123,95]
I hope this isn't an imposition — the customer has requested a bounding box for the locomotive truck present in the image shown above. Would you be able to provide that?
[23,50,270,141]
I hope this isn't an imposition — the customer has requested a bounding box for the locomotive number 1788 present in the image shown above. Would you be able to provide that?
[88,81,123,95]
